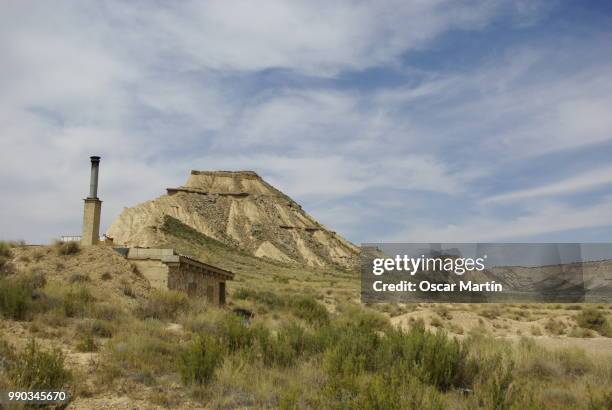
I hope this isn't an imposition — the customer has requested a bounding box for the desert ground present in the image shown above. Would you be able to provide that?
[1,236,611,409]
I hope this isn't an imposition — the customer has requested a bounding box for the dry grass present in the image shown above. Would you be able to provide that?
[2,338,71,390]
[575,308,612,337]
[54,240,81,256]
[0,243,611,408]
[545,318,568,336]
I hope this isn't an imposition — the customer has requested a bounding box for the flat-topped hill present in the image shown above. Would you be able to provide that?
[107,170,360,269]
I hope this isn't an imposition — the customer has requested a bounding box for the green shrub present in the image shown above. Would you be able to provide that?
[472,351,514,409]
[278,386,301,410]
[180,335,224,385]
[322,319,474,392]
[8,339,71,389]
[214,319,323,368]
[278,322,323,357]
[104,320,180,378]
[0,241,15,275]
[256,322,324,368]
[336,305,389,332]
[319,319,474,404]
[233,287,258,300]
[0,241,14,258]
[256,326,297,368]
[589,389,612,409]
[137,290,189,320]
[62,285,93,317]
[387,324,473,390]
[218,314,256,352]
[576,308,606,329]
[238,288,287,309]
[290,296,329,326]
[0,272,50,319]
[357,371,444,410]
[232,290,330,326]
[0,278,31,320]
[323,324,380,377]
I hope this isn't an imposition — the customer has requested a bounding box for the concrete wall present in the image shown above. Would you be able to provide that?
[131,259,169,290]
[127,248,174,259]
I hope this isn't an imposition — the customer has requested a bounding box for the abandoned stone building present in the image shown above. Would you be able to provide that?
[118,248,233,305]
[79,156,233,306]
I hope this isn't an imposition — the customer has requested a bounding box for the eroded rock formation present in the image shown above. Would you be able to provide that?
[107,171,360,269]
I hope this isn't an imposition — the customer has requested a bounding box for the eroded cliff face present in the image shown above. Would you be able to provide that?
[107,171,360,269]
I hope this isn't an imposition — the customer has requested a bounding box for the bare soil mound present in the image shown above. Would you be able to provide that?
[11,245,151,307]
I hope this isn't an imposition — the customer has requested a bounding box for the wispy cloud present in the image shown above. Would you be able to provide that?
[1,1,611,244]
[484,165,612,203]
[395,198,612,242]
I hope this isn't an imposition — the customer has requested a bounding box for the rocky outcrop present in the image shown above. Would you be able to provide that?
[107,171,360,269]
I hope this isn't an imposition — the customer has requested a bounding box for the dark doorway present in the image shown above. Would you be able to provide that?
[219,282,226,305]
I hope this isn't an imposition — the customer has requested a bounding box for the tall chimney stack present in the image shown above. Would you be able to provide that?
[82,156,103,246]
[88,156,100,199]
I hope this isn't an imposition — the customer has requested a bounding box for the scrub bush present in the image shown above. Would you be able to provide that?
[0,278,31,320]
[576,308,611,337]
[180,335,224,385]
[290,295,329,326]
[136,289,189,320]
[8,339,71,389]
[54,240,80,255]
[62,285,94,318]
[0,241,16,276]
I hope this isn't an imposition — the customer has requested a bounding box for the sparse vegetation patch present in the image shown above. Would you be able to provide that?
[7,339,71,390]
[575,308,611,337]
[54,240,81,256]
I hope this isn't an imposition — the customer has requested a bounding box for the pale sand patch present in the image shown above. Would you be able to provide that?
[391,306,612,357]
[254,241,293,263]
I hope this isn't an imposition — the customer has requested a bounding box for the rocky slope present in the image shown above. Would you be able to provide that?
[487,260,612,301]
[107,171,359,269]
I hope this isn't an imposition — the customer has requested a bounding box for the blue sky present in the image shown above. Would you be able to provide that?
[1,1,612,244]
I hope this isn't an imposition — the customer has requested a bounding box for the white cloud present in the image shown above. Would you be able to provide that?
[484,165,612,203]
[127,0,508,76]
[1,0,610,245]
[396,199,612,242]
